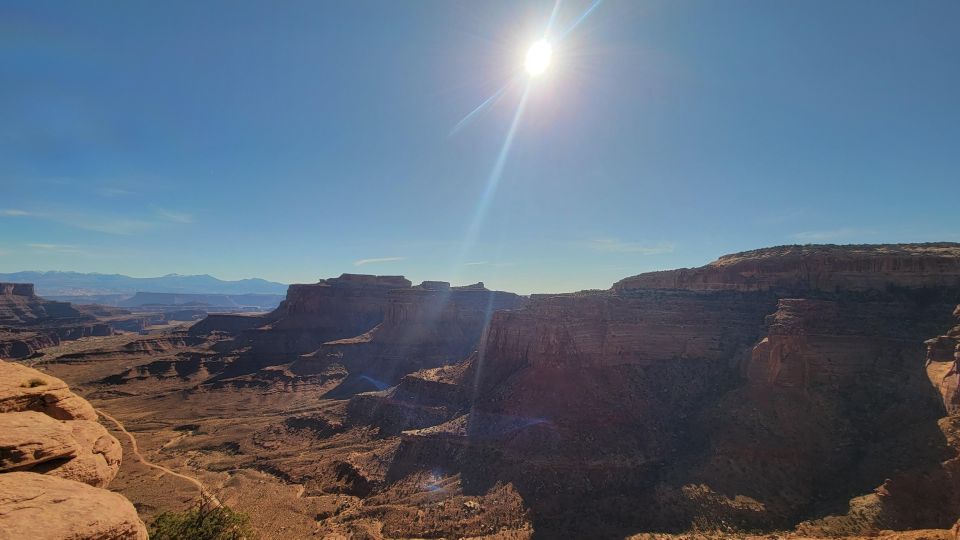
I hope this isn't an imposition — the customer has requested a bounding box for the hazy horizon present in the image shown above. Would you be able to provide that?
[7,240,960,297]
[2,0,958,293]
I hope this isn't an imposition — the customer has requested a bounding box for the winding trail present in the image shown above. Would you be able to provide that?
[96,407,221,508]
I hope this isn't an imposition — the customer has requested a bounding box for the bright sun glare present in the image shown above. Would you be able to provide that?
[524,40,552,77]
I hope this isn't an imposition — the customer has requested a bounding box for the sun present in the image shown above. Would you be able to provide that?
[524,39,552,77]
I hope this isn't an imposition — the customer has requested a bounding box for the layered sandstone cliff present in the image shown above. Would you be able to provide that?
[0,282,87,325]
[0,360,147,539]
[380,244,960,536]
[684,293,957,530]
[190,275,524,398]
[206,274,411,360]
[0,283,118,359]
[615,243,960,293]
[293,280,525,395]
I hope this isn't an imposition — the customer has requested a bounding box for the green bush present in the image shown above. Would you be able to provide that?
[149,497,256,540]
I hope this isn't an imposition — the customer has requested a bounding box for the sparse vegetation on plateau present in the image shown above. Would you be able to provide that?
[149,497,256,540]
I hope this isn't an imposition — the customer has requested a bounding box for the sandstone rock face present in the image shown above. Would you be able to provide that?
[0,360,145,539]
[0,411,77,472]
[926,307,960,407]
[615,243,960,293]
[0,364,121,487]
[37,420,122,488]
[0,361,97,420]
[746,297,951,388]
[688,293,956,530]
[0,472,147,540]
[384,244,960,536]
[0,413,120,488]
[799,305,960,533]
[475,289,769,390]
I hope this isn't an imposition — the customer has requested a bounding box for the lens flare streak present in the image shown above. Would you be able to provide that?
[454,0,606,399]
[449,77,516,136]
[557,0,604,40]
[457,81,532,264]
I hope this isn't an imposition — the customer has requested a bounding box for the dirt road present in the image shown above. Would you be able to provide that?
[97,407,221,508]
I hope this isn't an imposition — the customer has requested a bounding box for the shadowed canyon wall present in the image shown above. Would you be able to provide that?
[383,244,960,536]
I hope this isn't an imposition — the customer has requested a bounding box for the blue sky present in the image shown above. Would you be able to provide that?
[1,0,958,294]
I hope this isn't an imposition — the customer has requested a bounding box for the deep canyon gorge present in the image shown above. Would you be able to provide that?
[4,243,960,539]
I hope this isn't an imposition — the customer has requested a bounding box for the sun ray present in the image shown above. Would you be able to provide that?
[545,0,564,36]
[456,81,532,266]
[557,0,604,40]
[449,77,517,136]
[450,0,605,282]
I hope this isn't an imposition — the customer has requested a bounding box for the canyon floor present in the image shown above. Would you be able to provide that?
[27,331,528,539]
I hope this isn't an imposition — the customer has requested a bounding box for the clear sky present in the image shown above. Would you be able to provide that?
[1,0,958,294]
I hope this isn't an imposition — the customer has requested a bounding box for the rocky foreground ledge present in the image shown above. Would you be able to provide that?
[0,360,147,539]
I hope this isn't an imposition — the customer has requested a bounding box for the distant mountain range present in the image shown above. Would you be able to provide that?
[0,271,289,297]
[117,291,285,310]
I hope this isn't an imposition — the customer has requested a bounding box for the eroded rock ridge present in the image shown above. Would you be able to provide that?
[0,360,147,539]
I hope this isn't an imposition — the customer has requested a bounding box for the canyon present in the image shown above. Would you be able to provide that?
[5,243,960,539]
[0,283,119,359]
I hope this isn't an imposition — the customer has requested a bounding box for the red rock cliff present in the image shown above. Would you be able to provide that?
[615,243,960,293]
[0,283,35,296]
[393,243,960,535]
[294,281,526,396]
[216,274,412,359]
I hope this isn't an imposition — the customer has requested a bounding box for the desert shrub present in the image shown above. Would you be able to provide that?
[149,497,256,540]
[20,377,46,388]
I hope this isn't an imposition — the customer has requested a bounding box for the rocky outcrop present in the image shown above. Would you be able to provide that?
[0,361,98,420]
[0,472,147,540]
[273,274,411,333]
[0,412,121,488]
[347,362,472,434]
[615,243,960,293]
[0,324,115,360]
[0,360,146,539]
[782,305,960,534]
[35,419,123,488]
[0,328,59,360]
[188,313,272,336]
[292,280,526,396]
[195,275,525,396]
[0,411,78,471]
[0,282,35,296]
[0,282,87,325]
[746,296,953,388]
[211,274,411,362]
[682,293,956,531]
[927,305,960,410]
[0,283,121,359]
